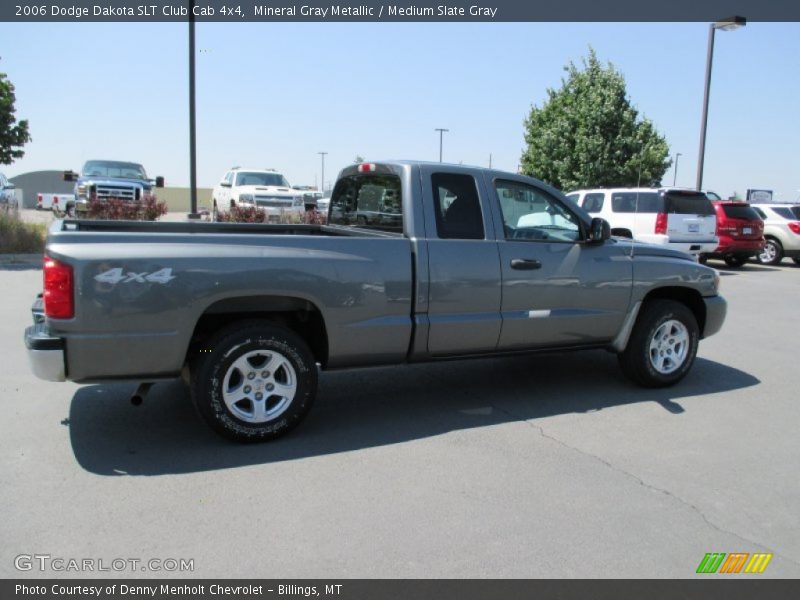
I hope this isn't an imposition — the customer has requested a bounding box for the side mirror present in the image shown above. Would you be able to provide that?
[220,181,232,188]
[5,183,15,190]
[63,170,77,182]
[154,176,165,188]
[588,217,611,244]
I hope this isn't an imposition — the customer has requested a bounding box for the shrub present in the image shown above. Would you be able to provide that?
[0,210,46,254]
[216,205,269,223]
[86,194,168,221]
[217,207,327,224]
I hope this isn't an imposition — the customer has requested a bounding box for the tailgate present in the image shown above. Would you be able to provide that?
[665,192,717,241]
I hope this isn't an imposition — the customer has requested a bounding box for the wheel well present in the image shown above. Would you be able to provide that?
[189,296,329,366]
[642,287,706,335]
[611,228,633,238]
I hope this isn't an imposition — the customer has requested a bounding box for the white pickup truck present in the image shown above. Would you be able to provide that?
[212,167,305,221]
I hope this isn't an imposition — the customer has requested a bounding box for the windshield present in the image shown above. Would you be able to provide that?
[82,161,147,179]
[235,172,290,187]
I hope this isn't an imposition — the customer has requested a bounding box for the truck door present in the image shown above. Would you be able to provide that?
[485,176,632,349]
[420,166,502,355]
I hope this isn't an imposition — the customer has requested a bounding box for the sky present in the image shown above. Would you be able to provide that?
[1,21,799,200]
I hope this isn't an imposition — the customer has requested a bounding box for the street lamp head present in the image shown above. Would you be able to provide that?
[714,16,746,31]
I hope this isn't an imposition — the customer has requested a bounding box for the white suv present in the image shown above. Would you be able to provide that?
[749,203,800,265]
[212,168,304,221]
[566,187,718,257]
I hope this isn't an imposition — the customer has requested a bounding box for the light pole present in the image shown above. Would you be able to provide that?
[673,152,682,187]
[435,128,449,162]
[696,16,746,191]
[318,152,327,194]
[187,0,200,219]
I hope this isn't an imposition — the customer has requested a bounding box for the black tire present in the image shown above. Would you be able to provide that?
[757,238,783,265]
[723,254,747,267]
[793,258,800,266]
[698,254,708,264]
[211,200,219,222]
[191,321,318,442]
[618,299,699,388]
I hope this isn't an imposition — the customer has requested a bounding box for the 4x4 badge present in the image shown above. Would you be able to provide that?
[94,267,175,285]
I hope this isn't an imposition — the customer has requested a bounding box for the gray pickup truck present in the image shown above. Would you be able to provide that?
[25,161,726,442]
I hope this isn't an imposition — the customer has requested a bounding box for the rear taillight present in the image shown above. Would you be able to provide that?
[43,258,74,319]
[654,212,667,235]
[789,222,800,235]
[37,194,42,206]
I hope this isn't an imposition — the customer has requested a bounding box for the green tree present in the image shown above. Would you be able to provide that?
[520,48,670,191]
[0,62,31,165]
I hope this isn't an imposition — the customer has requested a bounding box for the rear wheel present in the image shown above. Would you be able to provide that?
[793,258,800,266]
[618,300,699,388]
[191,322,318,442]
[723,254,747,267]
[757,238,783,265]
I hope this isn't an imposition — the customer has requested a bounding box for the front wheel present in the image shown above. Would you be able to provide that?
[191,322,318,442]
[757,239,783,265]
[618,300,699,388]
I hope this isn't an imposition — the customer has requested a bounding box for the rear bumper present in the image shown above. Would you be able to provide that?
[702,295,727,339]
[637,234,718,255]
[706,236,765,257]
[24,324,66,382]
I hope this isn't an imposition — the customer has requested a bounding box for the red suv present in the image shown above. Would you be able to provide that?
[700,201,765,267]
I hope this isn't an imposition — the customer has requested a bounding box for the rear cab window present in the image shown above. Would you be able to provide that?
[431,173,484,240]
[328,174,403,233]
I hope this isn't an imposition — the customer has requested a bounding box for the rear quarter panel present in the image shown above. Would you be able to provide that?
[46,231,413,381]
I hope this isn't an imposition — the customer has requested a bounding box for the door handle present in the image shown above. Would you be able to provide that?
[510,258,542,270]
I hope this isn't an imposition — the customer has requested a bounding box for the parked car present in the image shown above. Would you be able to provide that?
[749,203,800,265]
[292,186,324,211]
[699,201,765,267]
[212,168,304,221]
[25,161,726,442]
[316,197,331,214]
[63,160,164,217]
[0,172,17,212]
[568,187,718,257]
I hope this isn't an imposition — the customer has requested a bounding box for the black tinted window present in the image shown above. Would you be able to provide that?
[611,192,662,213]
[665,192,715,216]
[721,204,760,220]
[582,193,605,213]
[772,207,794,220]
[432,173,484,240]
[328,174,403,233]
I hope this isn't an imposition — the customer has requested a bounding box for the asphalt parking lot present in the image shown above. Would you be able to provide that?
[1,259,799,578]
